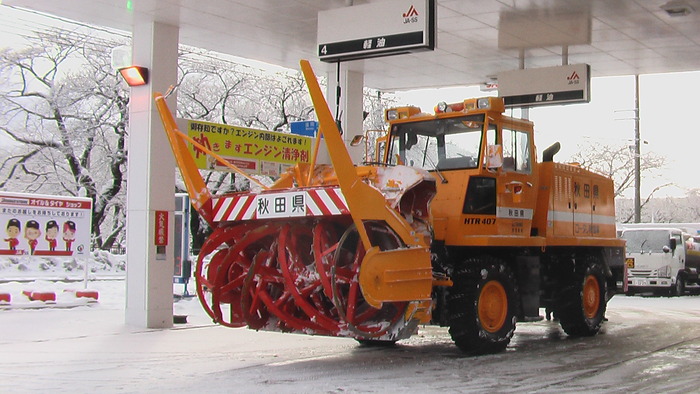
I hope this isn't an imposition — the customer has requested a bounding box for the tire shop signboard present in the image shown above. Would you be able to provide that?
[0,191,93,257]
[185,119,313,177]
[317,0,436,62]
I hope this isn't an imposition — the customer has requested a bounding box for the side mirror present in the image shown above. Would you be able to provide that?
[670,238,677,250]
[662,245,671,253]
[350,135,364,146]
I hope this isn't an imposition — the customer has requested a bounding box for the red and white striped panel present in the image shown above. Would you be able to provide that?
[212,194,257,222]
[212,187,349,223]
[305,188,349,216]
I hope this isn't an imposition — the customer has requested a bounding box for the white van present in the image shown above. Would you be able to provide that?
[621,227,700,296]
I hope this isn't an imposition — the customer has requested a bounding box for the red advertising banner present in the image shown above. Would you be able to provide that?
[154,210,168,246]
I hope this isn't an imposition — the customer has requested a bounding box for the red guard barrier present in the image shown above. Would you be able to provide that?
[22,291,56,302]
[76,290,99,300]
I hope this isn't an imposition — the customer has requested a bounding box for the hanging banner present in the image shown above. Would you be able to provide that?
[185,119,313,177]
[0,191,92,257]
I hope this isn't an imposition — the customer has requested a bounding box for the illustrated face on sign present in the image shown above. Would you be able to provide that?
[46,221,58,240]
[25,220,41,241]
[6,219,20,239]
[63,221,76,240]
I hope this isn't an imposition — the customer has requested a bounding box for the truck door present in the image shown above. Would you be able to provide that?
[497,126,537,236]
[671,231,685,275]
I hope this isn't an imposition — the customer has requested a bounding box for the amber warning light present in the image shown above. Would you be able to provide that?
[119,66,149,86]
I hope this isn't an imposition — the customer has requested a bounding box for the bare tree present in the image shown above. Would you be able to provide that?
[616,190,700,223]
[361,89,397,163]
[0,23,398,254]
[0,28,129,250]
[679,189,700,221]
[174,50,396,249]
[175,52,315,251]
[241,71,315,131]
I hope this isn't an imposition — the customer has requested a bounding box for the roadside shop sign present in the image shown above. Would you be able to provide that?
[0,191,92,257]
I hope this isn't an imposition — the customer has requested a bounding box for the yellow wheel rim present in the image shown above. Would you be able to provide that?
[583,274,601,319]
[478,280,508,333]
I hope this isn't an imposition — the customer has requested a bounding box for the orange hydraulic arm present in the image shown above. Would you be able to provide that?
[300,60,433,308]
[300,60,426,250]
[154,93,214,224]
[154,91,269,225]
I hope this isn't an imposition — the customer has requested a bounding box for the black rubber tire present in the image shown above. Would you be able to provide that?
[447,257,518,355]
[674,274,685,297]
[555,259,607,337]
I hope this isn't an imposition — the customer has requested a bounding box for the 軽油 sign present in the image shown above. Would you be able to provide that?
[0,192,92,257]
[498,64,591,108]
[317,0,435,62]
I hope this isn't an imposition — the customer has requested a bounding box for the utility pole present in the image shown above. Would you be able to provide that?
[634,74,641,223]
[615,75,643,223]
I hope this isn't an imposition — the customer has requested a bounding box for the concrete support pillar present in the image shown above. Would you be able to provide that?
[326,66,365,164]
[125,21,179,328]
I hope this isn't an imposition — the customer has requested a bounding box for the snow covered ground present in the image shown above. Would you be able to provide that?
[0,253,125,308]
[0,253,200,318]
[2,254,700,393]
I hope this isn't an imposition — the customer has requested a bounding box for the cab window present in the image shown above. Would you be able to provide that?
[387,114,485,171]
[502,127,531,173]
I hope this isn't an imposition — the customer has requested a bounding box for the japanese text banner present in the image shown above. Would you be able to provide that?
[186,119,312,177]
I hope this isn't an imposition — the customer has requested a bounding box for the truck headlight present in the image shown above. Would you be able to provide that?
[477,98,491,109]
[656,265,671,278]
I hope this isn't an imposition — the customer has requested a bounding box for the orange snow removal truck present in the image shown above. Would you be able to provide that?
[154,60,624,354]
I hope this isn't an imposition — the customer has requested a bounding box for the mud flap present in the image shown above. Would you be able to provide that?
[358,246,433,309]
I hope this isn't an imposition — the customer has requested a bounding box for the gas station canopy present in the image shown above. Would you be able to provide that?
[4,0,699,331]
[5,0,700,91]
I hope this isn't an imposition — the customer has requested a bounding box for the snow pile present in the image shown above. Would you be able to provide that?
[0,251,201,314]
[0,251,126,280]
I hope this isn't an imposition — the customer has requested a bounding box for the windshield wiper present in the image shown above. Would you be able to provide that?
[423,154,447,184]
[416,136,446,183]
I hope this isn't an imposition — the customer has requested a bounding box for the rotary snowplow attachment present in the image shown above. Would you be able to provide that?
[154,61,436,342]
[300,59,433,309]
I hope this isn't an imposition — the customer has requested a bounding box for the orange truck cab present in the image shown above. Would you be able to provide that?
[381,97,625,353]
